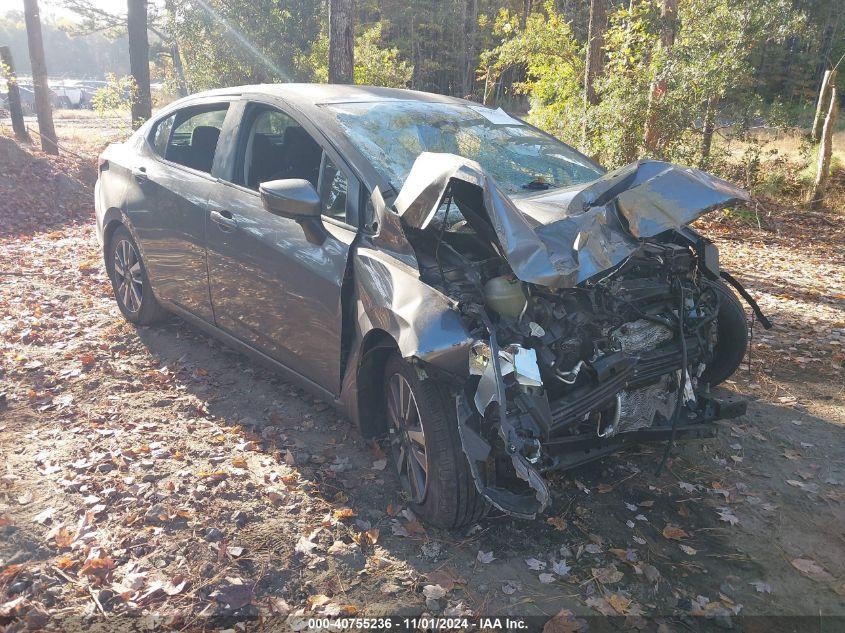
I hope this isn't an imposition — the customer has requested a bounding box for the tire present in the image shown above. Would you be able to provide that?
[383,354,487,529]
[106,225,168,325]
[703,280,748,386]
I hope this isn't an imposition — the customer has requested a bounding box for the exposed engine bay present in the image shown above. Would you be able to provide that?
[402,174,761,517]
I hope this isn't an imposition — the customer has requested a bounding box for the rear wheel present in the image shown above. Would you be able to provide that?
[106,225,168,325]
[703,280,748,386]
[383,354,487,528]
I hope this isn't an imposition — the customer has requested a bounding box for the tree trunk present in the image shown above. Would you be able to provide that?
[170,42,189,97]
[700,94,718,165]
[462,0,478,98]
[522,0,532,27]
[642,0,678,153]
[584,0,606,108]
[127,0,152,128]
[329,0,354,84]
[0,46,31,143]
[22,0,57,154]
[807,86,838,207]
[811,69,836,143]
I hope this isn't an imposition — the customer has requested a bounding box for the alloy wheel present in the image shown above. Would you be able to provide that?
[113,239,143,313]
[386,372,428,503]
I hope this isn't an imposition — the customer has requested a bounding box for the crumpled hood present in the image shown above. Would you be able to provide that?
[394,153,749,288]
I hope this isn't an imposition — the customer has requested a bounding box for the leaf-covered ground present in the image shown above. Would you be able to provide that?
[1,135,844,631]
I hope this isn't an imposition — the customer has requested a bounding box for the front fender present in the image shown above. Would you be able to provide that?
[352,246,473,375]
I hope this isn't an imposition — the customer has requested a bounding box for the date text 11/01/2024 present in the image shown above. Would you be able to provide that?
[304,617,529,629]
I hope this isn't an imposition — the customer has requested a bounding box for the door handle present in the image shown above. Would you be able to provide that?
[210,209,238,231]
[131,166,148,182]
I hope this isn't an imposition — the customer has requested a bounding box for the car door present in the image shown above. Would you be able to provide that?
[124,101,231,322]
[205,100,359,394]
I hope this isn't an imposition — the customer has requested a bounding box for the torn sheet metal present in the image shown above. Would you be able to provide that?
[472,343,543,413]
[393,153,749,289]
[456,394,550,519]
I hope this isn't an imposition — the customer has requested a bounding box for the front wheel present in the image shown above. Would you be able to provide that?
[703,280,749,386]
[383,354,487,529]
[106,225,168,325]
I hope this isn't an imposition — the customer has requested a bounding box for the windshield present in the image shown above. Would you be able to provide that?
[324,101,603,195]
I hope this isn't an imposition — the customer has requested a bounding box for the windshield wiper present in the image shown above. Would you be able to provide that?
[522,178,557,191]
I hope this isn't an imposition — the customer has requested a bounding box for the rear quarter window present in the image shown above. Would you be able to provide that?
[151,115,175,156]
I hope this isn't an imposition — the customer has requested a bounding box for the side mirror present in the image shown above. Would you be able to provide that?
[259,179,321,220]
[259,178,327,245]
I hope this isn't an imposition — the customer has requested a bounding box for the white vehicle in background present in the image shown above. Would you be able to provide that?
[49,80,92,109]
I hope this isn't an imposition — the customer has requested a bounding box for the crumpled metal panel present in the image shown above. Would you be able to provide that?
[353,246,473,374]
[473,345,543,413]
[612,162,750,238]
[394,154,749,289]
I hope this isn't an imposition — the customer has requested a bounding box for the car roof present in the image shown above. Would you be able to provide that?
[179,83,471,110]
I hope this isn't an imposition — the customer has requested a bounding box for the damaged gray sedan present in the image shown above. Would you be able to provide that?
[95,85,770,527]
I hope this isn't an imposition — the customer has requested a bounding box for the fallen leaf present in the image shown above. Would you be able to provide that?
[307,594,332,610]
[477,550,495,564]
[425,568,464,591]
[49,524,75,548]
[607,593,633,615]
[592,564,623,584]
[547,516,567,531]
[791,558,834,582]
[717,507,740,525]
[32,507,56,525]
[295,536,318,555]
[323,603,358,616]
[332,507,356,521]
[525,557,546,571]
[422,584,447,600]
[543,609,587,633]
[538,573,555,584]
[552,560,572,576]
[352,528,379,547]
[80,555,115,581]
[269,597,292,615]
[750,580,772,593]
[160,576,186,596]
[585,596,617,616]
[501,581,519,595]
[662,525,690,540]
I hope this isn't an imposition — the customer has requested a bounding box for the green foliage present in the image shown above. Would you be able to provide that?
[91,74,136,117]
[170,0,322,90]
[479,4,582,141]
[353,23,414,87]
[306,23,414,87]
[482,0,809,169]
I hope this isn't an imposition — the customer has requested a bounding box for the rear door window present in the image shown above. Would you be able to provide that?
[151,105,229,174]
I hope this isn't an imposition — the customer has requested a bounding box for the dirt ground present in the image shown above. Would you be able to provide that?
[1,131,844,632]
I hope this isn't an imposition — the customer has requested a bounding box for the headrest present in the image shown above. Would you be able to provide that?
[283,125,318,151]
[191,125,220,152]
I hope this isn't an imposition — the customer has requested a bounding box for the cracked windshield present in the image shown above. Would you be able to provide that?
[326,101,603,194]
